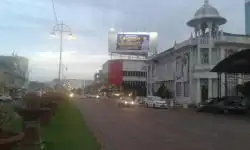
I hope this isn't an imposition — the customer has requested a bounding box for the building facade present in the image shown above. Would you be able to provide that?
[102,59,147,95]
[147,0,250,105]
[245,0,250,35]
[0,56,28,91]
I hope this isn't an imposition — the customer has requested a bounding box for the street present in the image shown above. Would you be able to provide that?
[75,97,250,150]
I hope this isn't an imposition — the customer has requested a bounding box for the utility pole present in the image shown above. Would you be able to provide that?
[51,21,73,86]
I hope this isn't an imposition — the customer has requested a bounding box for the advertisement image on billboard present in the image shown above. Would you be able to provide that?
[116,34,150,51]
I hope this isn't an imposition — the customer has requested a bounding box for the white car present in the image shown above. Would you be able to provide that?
[145,96,168,108]
[0,94,12,102]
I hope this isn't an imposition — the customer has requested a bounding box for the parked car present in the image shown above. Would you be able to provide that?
[0,94,12,102]
[196,98,224,113]
[145,96,168,109]
[80,94,86,99]
[12,95,23,100]
[196,96,247,114]
[118,97,136,108]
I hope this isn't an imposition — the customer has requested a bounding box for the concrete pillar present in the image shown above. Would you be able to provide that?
[197,24,201,64]
[208,22,212,64]
[150,63,153,95]
[220,47,225,97]
[189,48,193,101]
[196,79,201,104]
[208,78,212,98]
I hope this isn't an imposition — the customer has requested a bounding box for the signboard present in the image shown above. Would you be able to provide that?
[108,31,157,56]
[116,34,150,51]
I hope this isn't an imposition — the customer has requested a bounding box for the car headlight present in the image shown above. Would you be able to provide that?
[96,95,100,99]
[114,93,120,96]
[69,93,74,97]
[131,101,134,105]
[124,101,128,104]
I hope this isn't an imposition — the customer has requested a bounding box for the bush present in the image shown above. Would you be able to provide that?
[0,103,19,130]
[41,92,68,105]
[23,92,41,108]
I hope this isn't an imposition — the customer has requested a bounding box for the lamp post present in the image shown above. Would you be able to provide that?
[50,21,73,85]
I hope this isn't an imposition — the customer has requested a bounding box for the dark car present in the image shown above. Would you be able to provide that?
[118,97,136,108]
[223,97,247,114]
[196,98,224,113]
[196,96,247,114]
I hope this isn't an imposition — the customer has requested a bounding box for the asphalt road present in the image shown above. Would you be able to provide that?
[75,97,250,150]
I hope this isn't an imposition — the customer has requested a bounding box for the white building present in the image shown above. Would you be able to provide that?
[147,0,250,105]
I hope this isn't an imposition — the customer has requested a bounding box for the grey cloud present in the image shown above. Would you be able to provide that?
[73,28,97,37]
[17,14,54,25]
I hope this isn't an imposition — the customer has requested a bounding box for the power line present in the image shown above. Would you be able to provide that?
[51,0,58,23]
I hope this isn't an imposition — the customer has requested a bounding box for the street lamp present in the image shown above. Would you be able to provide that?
[50,21,74,85]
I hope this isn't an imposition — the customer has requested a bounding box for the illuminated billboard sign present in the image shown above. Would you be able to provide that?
[116,34,150,51]
[108,31,158,56]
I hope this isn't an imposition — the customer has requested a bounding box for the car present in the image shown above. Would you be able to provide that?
[196,98,224,113]
[145,96,168,109]
[118,97,136,108]
[12,95,23,101]
[80,94,86,99]
[196,96,247,114]
[0,94,12,102]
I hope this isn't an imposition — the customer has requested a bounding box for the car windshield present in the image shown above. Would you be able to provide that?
[153,97,163,101]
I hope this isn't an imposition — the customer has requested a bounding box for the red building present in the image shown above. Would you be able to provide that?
[102,59,147,96]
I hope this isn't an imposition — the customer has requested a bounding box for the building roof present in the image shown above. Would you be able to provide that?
[223,32,250,37]
[211,49,250,73]
[146,47,174,61]
[187,0,226,27]
[147,31,250,62]
[194,0,219,18]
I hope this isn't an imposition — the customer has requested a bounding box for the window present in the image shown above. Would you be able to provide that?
[184,82,189,97]
[201,49,209,64]
[176,82,182,96]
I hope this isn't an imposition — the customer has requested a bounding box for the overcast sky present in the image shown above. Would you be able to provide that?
[0,0,245,81]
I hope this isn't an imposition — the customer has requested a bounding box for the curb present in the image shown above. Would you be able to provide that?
[73,100,105,150]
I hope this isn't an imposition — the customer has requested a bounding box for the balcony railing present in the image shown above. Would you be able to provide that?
[217,36,250,45]
[193,64,215,72]
[174,35,250,50]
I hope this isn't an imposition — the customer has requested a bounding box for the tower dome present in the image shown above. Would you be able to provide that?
[187,0,227,27]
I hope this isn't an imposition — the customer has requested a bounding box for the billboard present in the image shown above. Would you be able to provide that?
[108,31,158,56]
[116,34,150,51]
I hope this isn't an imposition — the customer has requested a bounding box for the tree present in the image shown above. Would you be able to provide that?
[155,84,165,98]
[237,82,250,110]
[238,82,250,98]
[155,84,172,99]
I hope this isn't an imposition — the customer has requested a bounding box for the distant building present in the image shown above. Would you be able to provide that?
[49,78,93,89]
[82,80,94,88]
[0,55,28,93]
[245,0,250,35]
[102,59,147,96]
